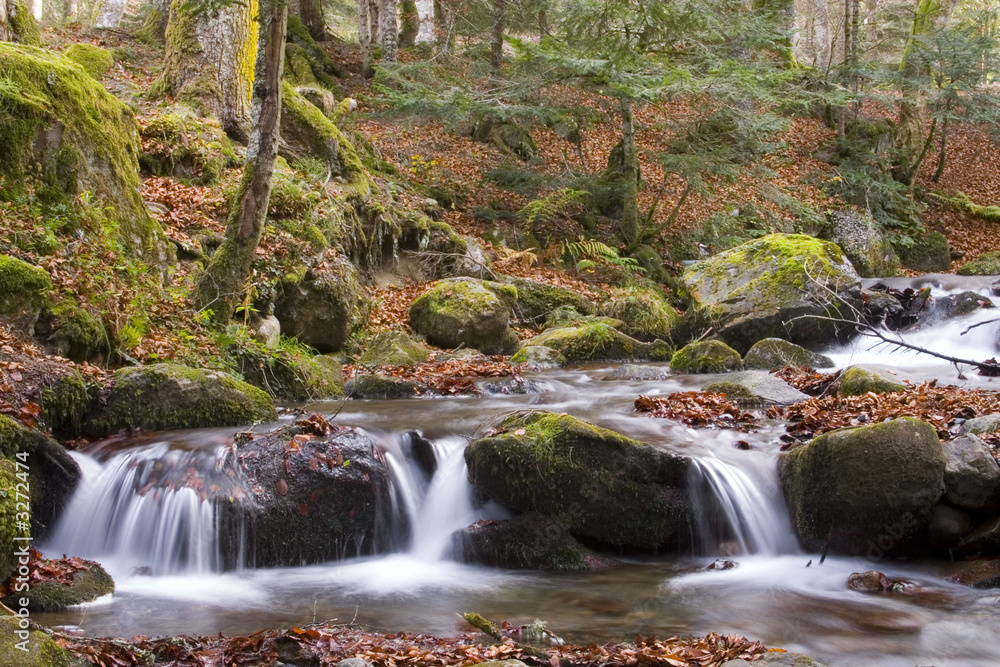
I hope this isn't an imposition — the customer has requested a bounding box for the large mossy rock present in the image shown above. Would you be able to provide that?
[63,43,114,78]
[216,421,394,567]
[84,363,277,436]
[670,340,743,374]
[0,458,30,581]
[275,255,365,354]
[838,365,906,396]
[957,252,1000,276]
[34,299,107,363]
[0,255,51,336]
[521,323,669,363]
[682,234,861,354]
[236,348,345,400]
[743,338,834,370]
[409,278,519,354]
[465,411,693,550]
[509,345,566,369]
[6,559,114,611]
[0,616,86,667]
[0,44,170,267]
[503,277,595,325]
[0,415,81,539]
[138,110,235,185]
[898,231,951,273]
[598,285,682,342]
[824,210,899,278]
[358,331,430,366]
[779,418,946,556]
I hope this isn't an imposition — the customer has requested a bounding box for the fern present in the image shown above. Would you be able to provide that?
[559,239,646,276]
[518,188,588,232]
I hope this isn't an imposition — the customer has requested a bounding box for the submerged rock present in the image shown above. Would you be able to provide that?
[670,340,743,374]
[779,418,946,556]
[743,338,834,371]
[602,364,672,382]
[409,278,519,355]
[465,411,692,550]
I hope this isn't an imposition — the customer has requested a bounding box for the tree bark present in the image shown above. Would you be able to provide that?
[433,0,453,53]
[298,0,325,41]
[0,0,8,40]
[399,0,417,47]
[490,0,504,73]
[157,0,258,141]
[380,0,397,62]
[358,0,373,77]
[63,0,76,22]
[619,97,639,244]
[96,0,127,29]
[191,0,288,322]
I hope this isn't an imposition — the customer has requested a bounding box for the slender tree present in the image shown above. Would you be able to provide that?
[358,0,374,77]
[490,0,505,72]
[381,0,398,62]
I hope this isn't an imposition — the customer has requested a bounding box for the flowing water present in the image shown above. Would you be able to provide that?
[38,278,1000,667]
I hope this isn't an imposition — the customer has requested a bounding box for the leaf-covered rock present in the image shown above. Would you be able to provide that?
[704,371,808,407]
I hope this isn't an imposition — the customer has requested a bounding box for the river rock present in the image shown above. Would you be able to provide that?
[345,373,419,399]
[602,364,672,381]
[465,411,693,550]
[704,371,808,407]
[503,277,595,324]
[957,251,1000,276]
[945,559,1000,588]
[6,558,114,611]
[958,413,1000,435]
[452,513,618,571]
[670,340,743,374]
[358,331,430,366]
[236,348,345,400]
[723,656,828,667]
[510,345,566,369]
[521,323,669,363]
[943,434,1000,509]
[927,504,972,549]
[779,418,946,556]
[838,365,906,396]
[0,616,87,667]
[898,231,951,273]
[481,377,552,395]
[0,415,81,539]
[598,285,682,342]
[912,291,994,329]
[957,516,1000,556]
[0,459,30,581]
[84,363,277,436]
[543,306,622,331]
[409,278,519,354]
[823,210,899,278]
[743,338,834,371]
[682,234,862,354]
[275,255,365,353]
[847,570,894,593]
[217,422,394,568]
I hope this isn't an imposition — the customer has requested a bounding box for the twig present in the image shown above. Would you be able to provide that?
[460,613,551,660]
[961,317,1000,336]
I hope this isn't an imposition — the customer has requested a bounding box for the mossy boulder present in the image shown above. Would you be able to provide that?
[409,278,519,355]
[274,255,365,354]
[345,373,419,399]
[682,234,861,354]
[236,347,345,400]
[452,514,618,571]
[704,371,808,407]
[34,299,107,363]
[84,363,277,436]
[470,115,537,160]
[0,44,171,267]
[465,411,693,550]
[285,14,343,89]
[39,369,90,438]
[957,252,1000,276]
[0,616,87,667]
[358,331,430,366]
[6,559,114,611]
[779,418,946,556]
[0,458,30,581]
[0,415,81,540]
[824,210,899,278]
[503,277,595,324]
[897,231,951,273]
[839,365,906,396]
[542,306,621,331]
[670,340,743,374]
[63,43,114,78]
[0,255,51,335]
[743,337,834,370]
[138,110,235,185]
[510,345,566,369]
[598,285,683,342]
[284,42,320,87]
[522,323,668,363]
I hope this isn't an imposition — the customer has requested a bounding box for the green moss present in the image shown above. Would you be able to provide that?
[542,306,622,331]
[409,278,519,354]
[286,14,340,89]
[9,1,41,47]
[0,255,51,308]
[951,191,1000,222]
[957,252,1000,276]
[897,231,951,273]
[9,560,114,611]
[237,345,345,400]
[359,331,430,366]
[284,43,320,87]
[0,458,30,581]
[139,110,232,185]
[40,371,90,436]
[0,616,86,667]
[63,44,114,78]
[510,344,566,368]
[598,284,681,342]
[670,340,743,374]
[525,322,644,362]
[505,277,595,324]
[39,300,106,363]
[744,337,834,370]
[702,381,762,408]
[839,366,906,396]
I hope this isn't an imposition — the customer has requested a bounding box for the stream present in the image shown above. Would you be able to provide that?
[36,277,1000,667]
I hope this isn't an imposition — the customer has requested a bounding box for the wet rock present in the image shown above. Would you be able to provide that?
[521,323,668,363]
[481,377,551,395]
[945,559,1000,588]
[337,660,372,667]
[670,340,743,374]
[957,515,1000,556]
[6,559,114,611]
[927,504,973,549]
[743,338,834,371]
[358,331,430,367]
[779,418,946,556]
[236,349,345,401]
[602,364,672,382]
[510,345,566,369]
[345,374,418,399]
[0,616,87,667]
[503,277,595,325]
[913,291,994,329]
[217,423,394,568]
[84,363,277,436]
[409,278,519,355]
[682,234,861,354]
[275,636,319,667]
[861,288,910,329]
[275,255,365,354]
[823,210,898,278]
[452,513,618,571]
[958,413,1000,436]
[942,434,1000,509]
[704,371,808,407]
[403,431,436,479]
[705,558,738,571]
[724,656,828,667]
[466,410,692,550]
[838,365,906,396]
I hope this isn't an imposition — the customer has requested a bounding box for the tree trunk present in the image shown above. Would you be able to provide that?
[191,0,288,322]
[399,0,417,46]
[63,0,76,22]
[490,0,504,73]
[298,0,325,41]
[135,0,169,42]
[358,0,373,77]
[753,0,796,67]
[380,0,397,62]
[619,97,639,245]
[433,0,453,53]
[95,0,127,29]
[0,0,8,40]
[156,0,258,141]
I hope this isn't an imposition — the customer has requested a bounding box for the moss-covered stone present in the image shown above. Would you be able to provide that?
[358,331,430,366]
[510,345,566,369]
[465,411,692,550]
[8,0,41,46]
[522,322,653,363]
[285,14,342,89]
[542,306,622,332]
[237,347,345,400]
[284,42,320,87]
[957,252,1000,277]
[63,43,114,78]
[0,616,87,667]
[682,234,861,354]
[825,210,899,278]
[345,373,419,399]
[84,363,277,436]
[839,365,906,396]
[274,255,365,354]
[779,418,945,556]
[598,284,682,342]
[743,337,834,370]
[6,559,114,611]
[0,255,51,335]
[0,45,171,268]
[35,299,107,363]
[139,110,234,185]
[503,277,595,324]
[670,340,743,374]
[470,115,537,160]
[0,457,30,581]
[409,278,519,355]
[897,231,951,273]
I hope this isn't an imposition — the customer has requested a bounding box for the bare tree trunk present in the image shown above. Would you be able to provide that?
[156,0,258,141]
[191,0,288,322]
[95,0,127,28]
[490,0,504,73]
[433,0,453,53]
[25,0,39,20]
[370,0,380,43]
[0,0,8,40]
[358,0,373,77]
[619,97,639,244]
[809,0,831,69]
[299,0,325,41]
[380,0,397,62]
[399,0,417,46]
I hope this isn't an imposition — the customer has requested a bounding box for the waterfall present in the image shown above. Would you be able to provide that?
[689,455,799,557]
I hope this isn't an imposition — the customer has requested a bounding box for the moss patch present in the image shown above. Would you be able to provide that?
[0,255,51,334]
[0,616,85,667]
[958,252,1000,277]
[523,322,641,362]
[8,1,41,46]
[839,366,906,396]
[670,340,743,374]
[897,231,951,273]
[36,299,106,363]
[408,278,518,354]
[359,331,430,366]
[0,458,30,581]
[237,345,345,400]
[63,43,114,78]
[598,284,682,342]
[743,337,834,370]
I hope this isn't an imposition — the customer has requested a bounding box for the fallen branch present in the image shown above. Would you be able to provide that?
[460,613,551,661]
